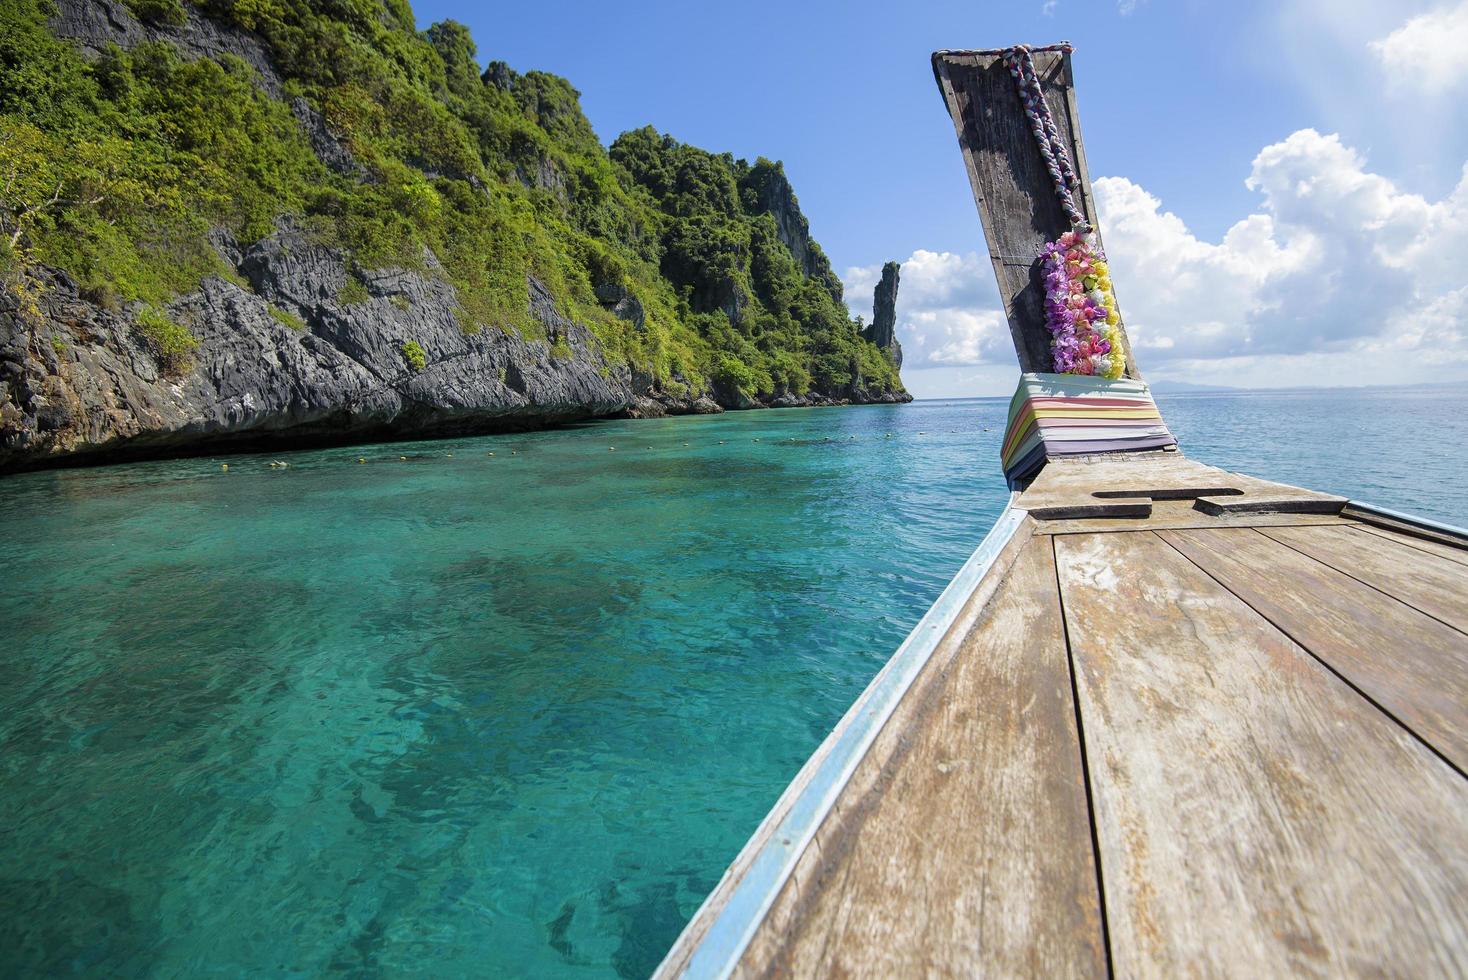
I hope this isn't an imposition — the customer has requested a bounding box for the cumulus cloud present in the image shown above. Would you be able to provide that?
[910,308,1011,365]
[1369,0,1468,95]
[844,128,1468,388]
[844,249,1008,369]
[1100,129,1468,370]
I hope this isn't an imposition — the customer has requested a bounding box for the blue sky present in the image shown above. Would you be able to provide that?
[413,0,1468,396]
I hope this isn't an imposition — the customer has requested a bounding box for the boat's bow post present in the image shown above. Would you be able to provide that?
[932,45,1176,488]
[653,42,1468,980]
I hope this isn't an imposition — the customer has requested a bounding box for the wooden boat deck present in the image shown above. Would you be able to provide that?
[657,43,1468,980]
[656,456,1468,977]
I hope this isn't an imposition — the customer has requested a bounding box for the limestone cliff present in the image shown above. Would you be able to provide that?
[0,0,910,472]
[863,261,903,369]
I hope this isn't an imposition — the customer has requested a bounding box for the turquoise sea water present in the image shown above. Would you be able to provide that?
[2,385,1464,977]
[1158,385,1468,526]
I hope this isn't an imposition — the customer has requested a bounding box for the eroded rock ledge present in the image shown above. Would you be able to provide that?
[0,228,907,473]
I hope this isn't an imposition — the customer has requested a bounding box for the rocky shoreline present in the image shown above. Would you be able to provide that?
[0,0,910,475]
[0,228,908,475]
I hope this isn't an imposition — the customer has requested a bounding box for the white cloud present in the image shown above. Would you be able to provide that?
[844,129,1468,390]
[1369,0,1468,95]
[1261,0,1453,193]
[1100,129,1468,376]
[910,308,1009,365]
[844,249,1006,369]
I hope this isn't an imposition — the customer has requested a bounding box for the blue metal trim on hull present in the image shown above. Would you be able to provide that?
[1344,499,1468,544]
[660,501,1029,979]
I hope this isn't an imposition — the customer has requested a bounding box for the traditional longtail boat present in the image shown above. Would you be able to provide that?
[655,45,1468,977]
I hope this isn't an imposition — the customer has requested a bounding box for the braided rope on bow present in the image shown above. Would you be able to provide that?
[1002,43,1089,231]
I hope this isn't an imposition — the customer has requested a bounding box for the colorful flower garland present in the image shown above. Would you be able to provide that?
[1041,230,1125,379]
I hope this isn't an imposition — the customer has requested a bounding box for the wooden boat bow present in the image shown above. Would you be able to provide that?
[654,44,1468,980]
[932,46,1139,379]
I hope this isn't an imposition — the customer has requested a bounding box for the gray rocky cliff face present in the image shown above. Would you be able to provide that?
[0,227,908,471]
[52,0,370,178]
[749,170,814,275]
[593,284,646,331]
[0,0,910,473]
[740,165,844,305]
[0,229,640,470]
[289,97,364,178]
[863,261,903,369]
[51,0,285,94]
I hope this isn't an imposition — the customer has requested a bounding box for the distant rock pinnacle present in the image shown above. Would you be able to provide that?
[863,261,902,369]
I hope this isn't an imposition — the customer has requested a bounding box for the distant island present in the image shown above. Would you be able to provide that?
[0,0,907,472]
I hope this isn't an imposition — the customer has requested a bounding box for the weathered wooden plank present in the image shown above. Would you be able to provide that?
[736,535,1104,977]
[1342,503,1468,551]
[654,513,1036,978]
[1055,531,1468,977]
[933,49,1137,377]
[1017,453,1345,521]
[1161,527,1468,774]
[1033,497,1356,535]
[1351,522,1468,568]
[1192,490,1347,516]
[1261,525,1468,635]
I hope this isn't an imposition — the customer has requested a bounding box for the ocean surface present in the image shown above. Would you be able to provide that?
[2,385,1464,977]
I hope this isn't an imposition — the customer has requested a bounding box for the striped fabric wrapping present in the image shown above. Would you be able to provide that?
[1001,372,1177,487]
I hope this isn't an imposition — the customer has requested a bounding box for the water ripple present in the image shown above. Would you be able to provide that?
[2,389,1460,977]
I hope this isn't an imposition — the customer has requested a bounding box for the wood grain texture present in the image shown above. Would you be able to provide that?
[1055,531,1468,977]
[1033,498,1355,535]
[1193,490,1347,516]
[1343,504,1468,551]
[653,521,1036,978]
[1161,526,1468,774]
[736,536,1104,978]
[1261,525,1468,634]
[933,50,1136,377]
[1017,453,1345,521]
[1351,522,1468,568]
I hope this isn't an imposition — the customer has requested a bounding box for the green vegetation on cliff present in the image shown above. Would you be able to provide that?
[0,0,903,401]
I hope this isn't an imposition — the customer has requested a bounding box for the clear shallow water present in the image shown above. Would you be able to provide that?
[2,385,1463,978]
[0,402,1010,978]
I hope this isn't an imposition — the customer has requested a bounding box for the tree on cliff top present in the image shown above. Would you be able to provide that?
[0,0,904,400]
